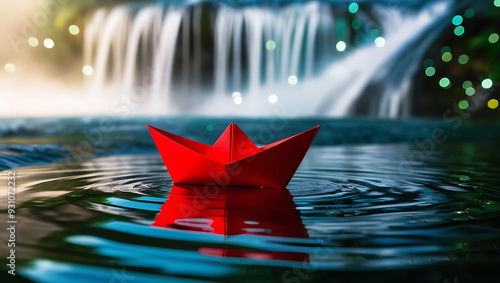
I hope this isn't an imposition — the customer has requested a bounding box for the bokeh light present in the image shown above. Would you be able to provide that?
[458,100,469,110]
[43,38,54,49]
[495,0,500,7]
[465,87,475,96]
[454,26,465,36]
[442,52,452,62]
[371,29,380,37]
[439,77,451,88]
[288,75,298,85]
[82,65,94,76]
[266,40,276,50]
[482,78,493,89]
[206,125,214,132]
[69,25,80,35]
[268,94,278,103]
[425,67,435,77]
[464,9,475,18]
[458,54,469,64]
[441,46,450,54]
[351,19,361,29]
[488,33,499,44]
[4,63,15,73]
[488,99,499,109]
[233,96,242,104]
[423,59,433,68]
[375,37,385,47]
[28,37,39,47]
[349,3,359,13]
[336,41,346,52]
[452,15,463,25]
[462,81,472,89]
[232,91,241,98]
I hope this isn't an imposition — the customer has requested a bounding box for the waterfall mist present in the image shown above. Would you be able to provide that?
[83,0,455,117]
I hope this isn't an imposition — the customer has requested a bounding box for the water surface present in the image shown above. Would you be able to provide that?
[1,118,500,282]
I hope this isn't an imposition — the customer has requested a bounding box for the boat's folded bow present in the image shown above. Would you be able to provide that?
[148,123,319,188]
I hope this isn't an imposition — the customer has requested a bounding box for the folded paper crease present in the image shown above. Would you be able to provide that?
[147,123,319,188]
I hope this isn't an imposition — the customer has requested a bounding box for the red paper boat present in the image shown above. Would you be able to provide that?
[147,123,319,188]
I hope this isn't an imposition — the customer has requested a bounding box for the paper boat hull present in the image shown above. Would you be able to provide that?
[148,124,319,188]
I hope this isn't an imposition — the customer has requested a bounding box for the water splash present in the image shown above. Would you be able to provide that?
[84,1,454,117]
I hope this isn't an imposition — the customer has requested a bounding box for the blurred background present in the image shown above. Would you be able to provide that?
[2,2,500,282]
[1,0,499,118]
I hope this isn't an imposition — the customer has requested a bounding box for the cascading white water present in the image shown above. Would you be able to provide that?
[84,1,453,117]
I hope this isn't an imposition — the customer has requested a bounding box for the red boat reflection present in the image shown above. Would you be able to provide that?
[153,185,309,261]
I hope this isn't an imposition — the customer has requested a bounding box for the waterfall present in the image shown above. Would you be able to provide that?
[84,1,454,117]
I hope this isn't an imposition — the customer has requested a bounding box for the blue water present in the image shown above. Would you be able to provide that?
[1,118,500,282]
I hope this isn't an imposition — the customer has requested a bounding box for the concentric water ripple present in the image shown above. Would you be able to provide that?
[2,140,500,282]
